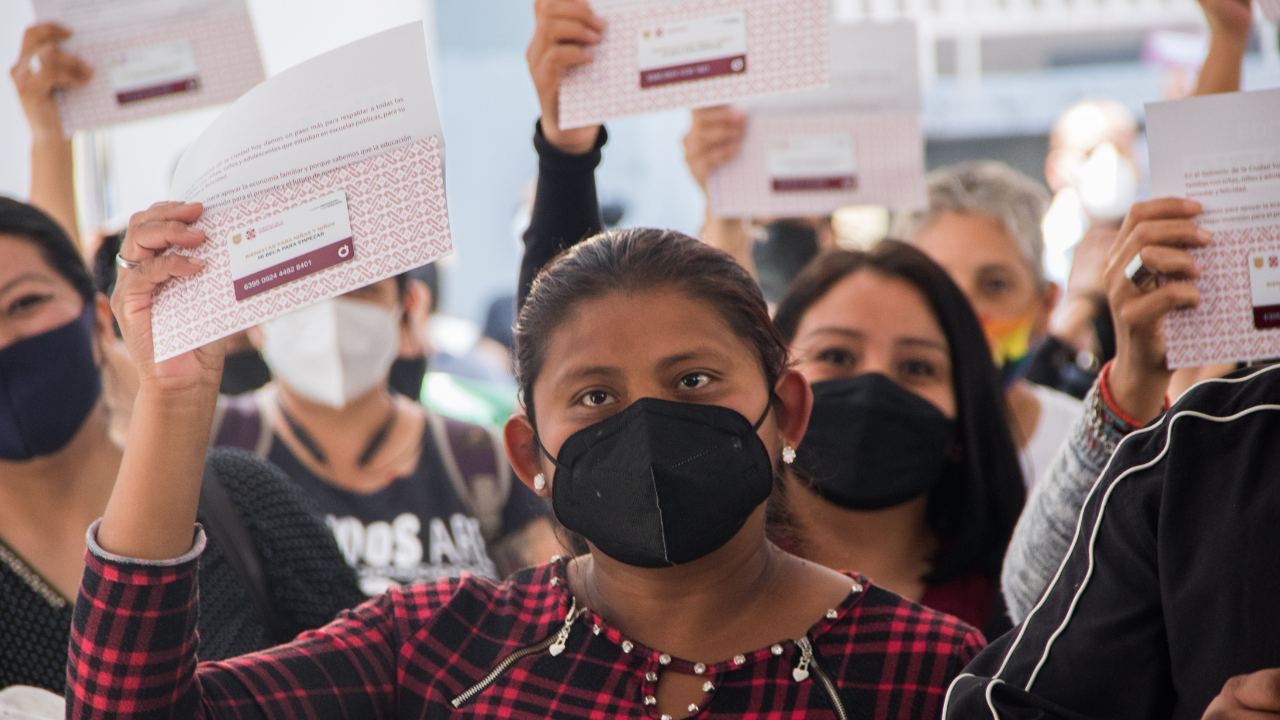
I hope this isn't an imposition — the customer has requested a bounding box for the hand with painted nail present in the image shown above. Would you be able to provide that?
[527,0,606,154]
[1102,197,1210,424]
[110,202,223,394]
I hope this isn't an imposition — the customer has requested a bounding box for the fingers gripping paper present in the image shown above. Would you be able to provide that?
[32,0,266,135]
[1147,88,1280,367]
[150,23,452,362]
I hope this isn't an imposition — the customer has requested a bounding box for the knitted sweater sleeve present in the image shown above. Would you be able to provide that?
[1000,378,1133,623]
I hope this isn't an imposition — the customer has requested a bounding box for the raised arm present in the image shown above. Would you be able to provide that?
[1001,198,1208,622]
[683,106,755,274]
[1194,0,1252,96]
[518,0,607,308]
[10,23,91,246]
[69,205,408,720]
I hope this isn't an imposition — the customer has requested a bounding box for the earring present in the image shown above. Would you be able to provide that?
[534,473,546,491]
[782,445,796,465]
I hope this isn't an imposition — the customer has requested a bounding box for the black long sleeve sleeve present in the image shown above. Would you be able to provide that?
[517,121,608,309]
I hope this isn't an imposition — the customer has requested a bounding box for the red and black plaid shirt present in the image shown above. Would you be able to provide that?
[69,526,984,719]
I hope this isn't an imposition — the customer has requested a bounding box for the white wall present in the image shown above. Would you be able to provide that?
[0,2,38,202]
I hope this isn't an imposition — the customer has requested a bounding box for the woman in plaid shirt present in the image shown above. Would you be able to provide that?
[67,4,982,719]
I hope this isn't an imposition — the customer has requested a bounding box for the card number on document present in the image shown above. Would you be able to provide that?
[229,191,355,301]
[1248,251,1280,329]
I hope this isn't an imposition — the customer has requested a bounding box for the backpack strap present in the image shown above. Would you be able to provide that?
[199,461,283,642]
[210,387,276,458]
[427,412,511,542]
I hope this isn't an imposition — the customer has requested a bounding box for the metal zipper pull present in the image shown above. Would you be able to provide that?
[793,637,812,682]
[450,598,581,708]
[548,598,580,656]
[796,637,849,720]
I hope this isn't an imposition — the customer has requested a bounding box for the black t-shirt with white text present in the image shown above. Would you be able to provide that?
[268,428,544,596]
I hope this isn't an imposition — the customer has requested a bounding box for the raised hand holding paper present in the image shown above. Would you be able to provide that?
[559,0,829,129]
[149,23,452,362]
[31,0,265,135]
[1146,87,1280,366]
[706,21,926,218]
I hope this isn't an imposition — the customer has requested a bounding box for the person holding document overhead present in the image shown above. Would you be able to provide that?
[64,7,983,718]
[947,0,1280,714]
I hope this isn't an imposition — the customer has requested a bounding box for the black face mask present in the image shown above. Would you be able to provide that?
[0,305,102,461]
[541,397,774,568]
[795,373,955,511]
[388,356,428,400]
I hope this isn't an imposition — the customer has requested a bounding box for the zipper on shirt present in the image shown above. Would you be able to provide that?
[796,637,849,720]
[450,599,579,708]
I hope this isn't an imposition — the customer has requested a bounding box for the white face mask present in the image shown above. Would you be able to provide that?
[1075,142,1138,222]
[260,298,401,409]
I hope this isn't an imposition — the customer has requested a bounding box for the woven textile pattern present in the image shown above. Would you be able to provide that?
[559,0,829,129]
[56,9,265,135]
[1167,224,1280,366]
[150,136,452,361]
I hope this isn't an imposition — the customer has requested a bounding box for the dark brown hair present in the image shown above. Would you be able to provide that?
[0,197,94,304]
[515,228,787,426]
[774,240,1026,585]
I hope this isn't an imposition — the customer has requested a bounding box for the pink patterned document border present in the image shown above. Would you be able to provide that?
[559,0,829,129]
[706,113,926,218]
[56,12,265,136]
[150,137,452,362]
[1167,224,1280,367]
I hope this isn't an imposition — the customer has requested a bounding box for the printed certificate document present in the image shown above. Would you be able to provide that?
[706,20,926,218]
[149,23,452,362]
[31,0,265,135]
[1147,87,1280,366]
[559,0,830,129]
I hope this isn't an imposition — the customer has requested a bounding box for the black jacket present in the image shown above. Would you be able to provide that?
[947,363,1280,719]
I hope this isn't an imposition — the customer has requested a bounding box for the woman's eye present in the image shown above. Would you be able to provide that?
[580,390,614,407]
[6,293,52,316]
[679,372,711,390]
[977,274,1014,298]
[815,348,856,366]
[900,359,938,379]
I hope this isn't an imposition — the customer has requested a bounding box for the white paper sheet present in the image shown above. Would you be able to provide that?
[32,0,266,135]
[149,23,453,361]
[706,20,926,218]
[168,22,441,211]
[1146,87,1280,366]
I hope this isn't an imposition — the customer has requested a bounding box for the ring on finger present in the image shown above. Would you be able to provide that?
[115,254,143,271]
[1125,254,1157,288]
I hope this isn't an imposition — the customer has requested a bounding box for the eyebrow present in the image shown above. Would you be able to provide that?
[808,327,864,340]
[896,337,950,353]
[550,346,735,388]
[807,326,948,352]
[0,272,55,298]
[558,365,624,384]
[655,347,733,371]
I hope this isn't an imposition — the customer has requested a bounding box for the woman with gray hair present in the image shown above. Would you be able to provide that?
[894,161,1084,491]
